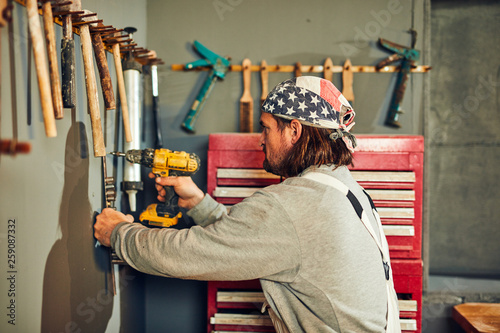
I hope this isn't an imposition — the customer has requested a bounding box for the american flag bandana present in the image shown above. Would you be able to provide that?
[262,76,357,152]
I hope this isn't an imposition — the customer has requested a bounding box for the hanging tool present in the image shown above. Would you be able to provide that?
[74,10,105,156]
[0,0,9,140]
[150,57,163,148]
[323,57,333,82]
[41,0,63,119]
[0,1,31,159]
[75,11,116,294]
[342,59,354,105]
[111,148,200,227]
[90,22,116,111]
[54,0,82,109]
[181,40,230,133]
[239,58,253,133]
[260,60,268,107]
[108,32,133,143]
[0,1,26,159]
[102,144,117,295]
[122,27,143,212]
[376,29,420,128]
[294,62,302,77]
[1,140,31,155]
[26,0,57,137]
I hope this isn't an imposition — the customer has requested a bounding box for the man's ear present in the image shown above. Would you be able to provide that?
[290,119,302,144]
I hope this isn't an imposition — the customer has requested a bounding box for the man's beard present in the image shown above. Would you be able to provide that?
[262,147,288,177]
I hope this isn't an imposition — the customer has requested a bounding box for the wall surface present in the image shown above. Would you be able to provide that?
[428,0,500,277]
[0,1,147,332]
[145,1,429,332]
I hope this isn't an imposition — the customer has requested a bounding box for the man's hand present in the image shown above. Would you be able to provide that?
[94,208,134,247]
[149,173,204,210]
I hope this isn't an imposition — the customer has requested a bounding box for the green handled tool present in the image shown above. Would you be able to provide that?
[181,41,230,133]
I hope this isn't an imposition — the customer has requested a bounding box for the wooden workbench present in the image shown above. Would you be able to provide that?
[452,303,500,333]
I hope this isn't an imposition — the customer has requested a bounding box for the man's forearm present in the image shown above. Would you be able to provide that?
[187,193,227,227]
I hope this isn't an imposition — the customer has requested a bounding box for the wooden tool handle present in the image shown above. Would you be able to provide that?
[91,32,115,110]
[323,57,333,82]
[112,42,132,142]
[42,1,63,119]
[260,60,268,106]
[239,58,253,133]
[242,59,252,98]
[342,59,354,104]
[0,0,11,28]
[26,0,56,137]
[294,62,302,77]
[80,24,105,156]
[1,139,31,154]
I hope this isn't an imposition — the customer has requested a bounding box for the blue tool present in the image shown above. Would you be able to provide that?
[376,30,420,128]
[181,41,230,133]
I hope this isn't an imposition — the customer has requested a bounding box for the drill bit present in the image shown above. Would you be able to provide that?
[110,151,125,157]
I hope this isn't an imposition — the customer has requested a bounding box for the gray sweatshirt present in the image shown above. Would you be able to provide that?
[111,165,388,332]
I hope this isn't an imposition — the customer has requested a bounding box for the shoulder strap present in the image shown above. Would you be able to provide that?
[302,172,401,333]
[302,172,388,264]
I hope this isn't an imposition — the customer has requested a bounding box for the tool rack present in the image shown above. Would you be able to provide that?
[13,0,163,65]
[206,133,424,333]
[171,62,431,74]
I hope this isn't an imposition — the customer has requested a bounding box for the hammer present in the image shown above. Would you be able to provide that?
[41,0,63,119]
[26,0,56,137]
[74,10,105,157]
[103,31,133,143]
[90,23,116,111]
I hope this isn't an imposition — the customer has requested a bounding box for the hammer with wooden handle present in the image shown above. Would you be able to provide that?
[109,32,133,143]
[41,0,63,119]
[74,10,105,157]
[26,0,56,137]
[90,23,116,111]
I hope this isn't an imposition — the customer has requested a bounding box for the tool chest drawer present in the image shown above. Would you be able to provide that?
[206,133,424,333]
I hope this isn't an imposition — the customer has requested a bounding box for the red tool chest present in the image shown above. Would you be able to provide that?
[206,133,424,333]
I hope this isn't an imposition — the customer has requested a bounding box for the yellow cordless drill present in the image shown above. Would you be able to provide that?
[112,148,200,227]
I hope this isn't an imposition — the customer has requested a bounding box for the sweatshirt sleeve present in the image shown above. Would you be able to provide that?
[110,190,301,282]
[187,193,228,227]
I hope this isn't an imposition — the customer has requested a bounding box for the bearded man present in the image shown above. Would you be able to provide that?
[95,76,400,333]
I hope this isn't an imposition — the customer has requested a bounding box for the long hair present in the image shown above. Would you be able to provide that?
[275,116,354,177]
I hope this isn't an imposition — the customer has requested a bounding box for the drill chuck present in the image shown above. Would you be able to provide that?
[124,148,155,167]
